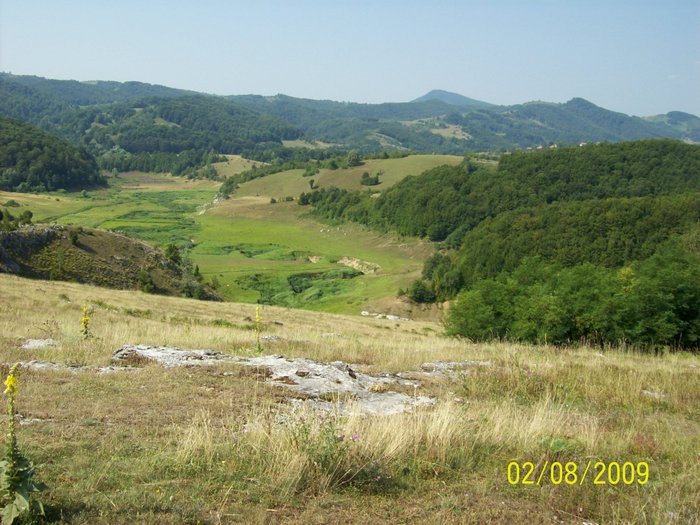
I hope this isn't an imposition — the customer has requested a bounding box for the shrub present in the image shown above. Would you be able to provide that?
[137,270,156,293]
[407,279,436,304]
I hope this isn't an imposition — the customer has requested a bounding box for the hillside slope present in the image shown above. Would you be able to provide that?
[0,273,697,524]
[0,225,220,300]
[0,72,195,107]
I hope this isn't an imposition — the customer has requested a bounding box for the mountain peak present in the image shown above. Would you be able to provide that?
[412,89,492,108]
[564,97,599,109]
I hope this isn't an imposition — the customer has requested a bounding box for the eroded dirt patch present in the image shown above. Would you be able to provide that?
[337,256,381,274]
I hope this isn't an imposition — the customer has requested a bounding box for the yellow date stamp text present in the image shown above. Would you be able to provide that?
[507,460,650,486]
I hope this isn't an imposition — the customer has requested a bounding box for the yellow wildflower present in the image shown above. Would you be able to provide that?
[4,373,17,396]
[81,303,90,338]
[254,305,262,353]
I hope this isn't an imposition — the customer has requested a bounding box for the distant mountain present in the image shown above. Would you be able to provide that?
[0,73,698,156]
[0,75,301,155]
[411,89,493,108]
[441,98,700,150]
[644,111,700,141]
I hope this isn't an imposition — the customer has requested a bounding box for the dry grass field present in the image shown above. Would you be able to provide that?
[0,274,698,524]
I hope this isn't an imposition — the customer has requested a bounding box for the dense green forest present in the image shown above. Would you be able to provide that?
[450,193,700,287]
[0,75,302,161]
[446,238,700,349]
[44,95,301,155]
[0,117,103,192]
[302,140,700,348]
[0,73,194,106]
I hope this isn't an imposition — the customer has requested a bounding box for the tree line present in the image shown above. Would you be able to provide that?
[98,149,226,178]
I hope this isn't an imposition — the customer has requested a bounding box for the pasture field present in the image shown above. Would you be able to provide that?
[0,274,698,524]
[235,154,463,198]
[1,172,218,246]
[194,197,433,312]
[400,119,474,141]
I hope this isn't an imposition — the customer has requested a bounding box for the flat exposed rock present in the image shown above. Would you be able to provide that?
[420,360,492,376]
[20,339,57,349]
[112,345,236,368]
[109,345,434,415]
[360,310,409,321]
[287,393,433,417]
[11,360,131,374]
[260,335,285,342]
[17,415,53,426]
[237,355,432,415]
[337,256,380,274]
[19,360,83,372]
[641,389,666,399]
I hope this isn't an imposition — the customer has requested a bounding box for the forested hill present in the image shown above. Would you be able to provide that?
[0,76,301,157]
[72,95,302,154]
[312,139,700,244]
[0,116,103,192]
[411,89,493,108]
[382,139,700,249]
[304,140,700,347]
[0,73,195,106]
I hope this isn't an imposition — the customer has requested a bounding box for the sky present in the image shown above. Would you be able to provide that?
[1,0,699,116]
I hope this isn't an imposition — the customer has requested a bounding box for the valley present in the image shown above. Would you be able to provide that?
[1,153,460,316]
[0,71,699,525]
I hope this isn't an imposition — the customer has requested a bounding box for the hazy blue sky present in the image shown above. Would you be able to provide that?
[1,0,698,115]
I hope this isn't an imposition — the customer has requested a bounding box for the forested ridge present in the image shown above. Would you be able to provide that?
[2,74,699,163]
[306,140,700,241]
[0,74,299,155]
[37,95,302,156]
[452,193,700,285]
[446,239,700,348]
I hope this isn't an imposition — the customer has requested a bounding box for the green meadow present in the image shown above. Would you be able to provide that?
[196,198,432,312]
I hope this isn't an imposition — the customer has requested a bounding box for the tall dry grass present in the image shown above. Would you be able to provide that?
[0,274,698,524]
